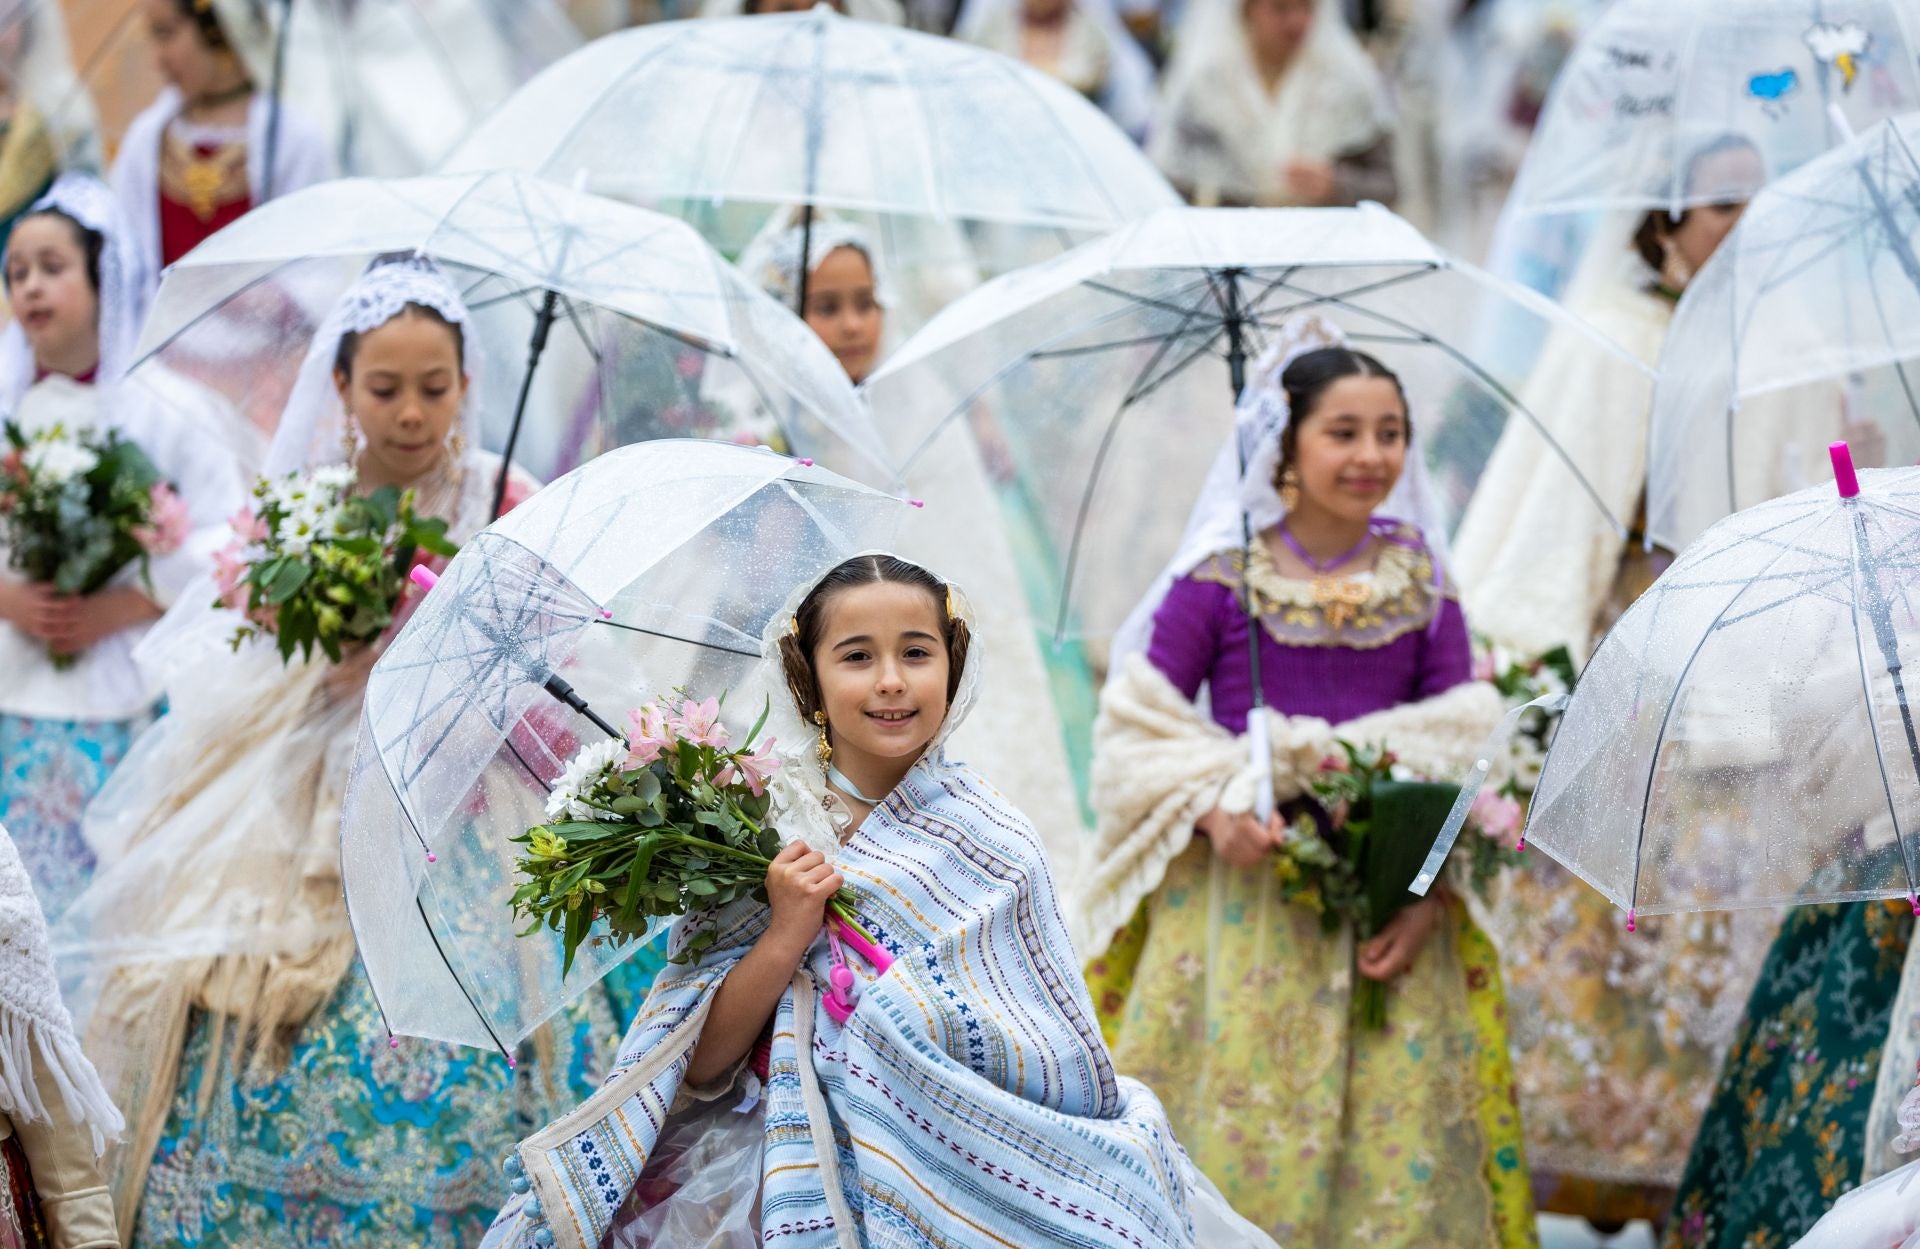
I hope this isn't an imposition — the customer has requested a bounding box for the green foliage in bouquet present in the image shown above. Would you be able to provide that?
[1,420,172,595]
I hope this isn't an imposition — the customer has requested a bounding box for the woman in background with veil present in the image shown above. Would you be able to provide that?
[59,256,626,1248]
[1147,0,1394,207]
[954,0,1156,139]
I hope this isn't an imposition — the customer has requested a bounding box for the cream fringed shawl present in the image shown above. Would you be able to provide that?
[1073,654,1505,958]
[0,825,123,1155]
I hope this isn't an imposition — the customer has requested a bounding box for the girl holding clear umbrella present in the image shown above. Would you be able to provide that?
[736,209,1096,882]
[108,0,333,284]
[1080,316,1531,1246]
[1146,0,1395,207]
[59,256,626,1247]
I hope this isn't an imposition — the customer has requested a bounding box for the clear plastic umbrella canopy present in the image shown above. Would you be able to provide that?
[127,171,893,489]
[1524,451,1920,921]
[1487,0,1920,300]
[439,6,1178,281]
[62,0,578,174]
[1649,113,1920,555]
[340,441,907,1050]
[861,204,1654,642]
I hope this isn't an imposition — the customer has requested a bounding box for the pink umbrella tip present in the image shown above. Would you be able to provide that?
[388,1036,399,1049]
[1910,892,1918,916]
[1516,836,1526,852]
[1625,909,1637,933]
[1831,442,1860,498]
[506,1055,517,1070]
[798,458,814,467]
[908,498,925,509]
[409,565,440,593]
[425,851,438,864]
[598,608,612,620]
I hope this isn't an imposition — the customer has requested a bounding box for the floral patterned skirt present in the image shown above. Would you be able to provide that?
[0,1135,47,1249]
[0,711,150,918]
[130,962,631,1249]
[1661,899,1913,1249]
[1086,840,1535,1248]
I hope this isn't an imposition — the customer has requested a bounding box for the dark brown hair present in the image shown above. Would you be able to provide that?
[1271,346,1409,489]
[174,0,234,51]
[1632,133,1762,272]
[777,555,972,726]
[5,208,105,294]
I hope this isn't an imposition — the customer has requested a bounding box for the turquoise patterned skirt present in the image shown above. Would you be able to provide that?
[0,711,149,917]
[132,943,671,1248]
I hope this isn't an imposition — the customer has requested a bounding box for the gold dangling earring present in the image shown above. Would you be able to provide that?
[1278,464,1301,512]
[813,709,832,767]
[341,412,360,463]
[446,427,466,463]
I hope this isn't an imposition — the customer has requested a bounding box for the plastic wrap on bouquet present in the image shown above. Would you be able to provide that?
[340,441,906,1052]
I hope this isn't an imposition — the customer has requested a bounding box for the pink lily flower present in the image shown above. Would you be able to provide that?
[625,703,675,767]
[1470,790,1524,850]
[211,541,250,611]
[229,506,269,544]
[675,696,729,750]
[133,483,191,555]
[733,739,781,797]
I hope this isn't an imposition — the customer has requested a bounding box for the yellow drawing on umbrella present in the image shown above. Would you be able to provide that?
[1806,21,1872,90]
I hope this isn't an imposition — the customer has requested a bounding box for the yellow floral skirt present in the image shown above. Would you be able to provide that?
[1087,841,1535,1248]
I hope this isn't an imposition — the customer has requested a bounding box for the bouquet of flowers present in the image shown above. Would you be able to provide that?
[1279,739,1530,1029]
[214,466,455,663]
[0,420,189,666]
[512,695,869,976]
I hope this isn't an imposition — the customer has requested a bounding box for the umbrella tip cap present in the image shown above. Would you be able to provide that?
[1910,892,1918,916]
[410,565,441,594]
[1625,908,1636,933]
[1831,441,1861,498]
[798,458,814,467]
[425,851,438,863]
[388,1035,399,1049]
[506,1055,517,1070]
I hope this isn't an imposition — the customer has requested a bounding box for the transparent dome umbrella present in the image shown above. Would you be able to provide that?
[862,203,1650,819]
[127,170,894,510]
[1500,445,1920,925]
[340,441,909,1051]
[438,4,1179,314]
[1487,0,1920,299]
[862,204,1651,646]
[1648,112,1920,556]
[61,0,578,179]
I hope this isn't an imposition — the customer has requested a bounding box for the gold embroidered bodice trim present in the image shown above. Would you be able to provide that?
[1191,527,1451,649]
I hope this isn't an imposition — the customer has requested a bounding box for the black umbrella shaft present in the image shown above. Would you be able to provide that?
[492,289,562,520]
[542,673,622,742]
[795,203,816,319]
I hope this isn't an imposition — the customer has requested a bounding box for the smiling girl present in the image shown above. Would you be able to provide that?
[0,174,243,919]
[483,553,1280,1249]
[1078,321,1530,1246]
[62,256,634,1247]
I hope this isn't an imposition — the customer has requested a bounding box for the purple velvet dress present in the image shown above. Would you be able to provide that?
[1145,524,1471,730]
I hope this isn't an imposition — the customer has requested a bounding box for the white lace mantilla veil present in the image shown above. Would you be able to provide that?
[1107,312,1452,676]
[1147,0,1392,202]
[0,172,148,411]
[743,553,984,861]
[952,0,1157,138]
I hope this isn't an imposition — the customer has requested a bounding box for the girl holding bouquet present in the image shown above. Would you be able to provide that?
[61,256,623,1247]
[0,173,244,917]
[1079,317,1533,1246]
[482,553,1280,1249]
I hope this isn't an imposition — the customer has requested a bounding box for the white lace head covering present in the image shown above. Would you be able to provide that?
[750,551,981,855]
[1108,313,1452,674]
[735,210,894,312]
[0,172,149,412]
[263,253,485,478]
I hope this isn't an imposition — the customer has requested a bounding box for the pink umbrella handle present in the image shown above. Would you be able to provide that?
[828,913,892,973]
[409,565,440,593]
[1831,441,1860,499]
